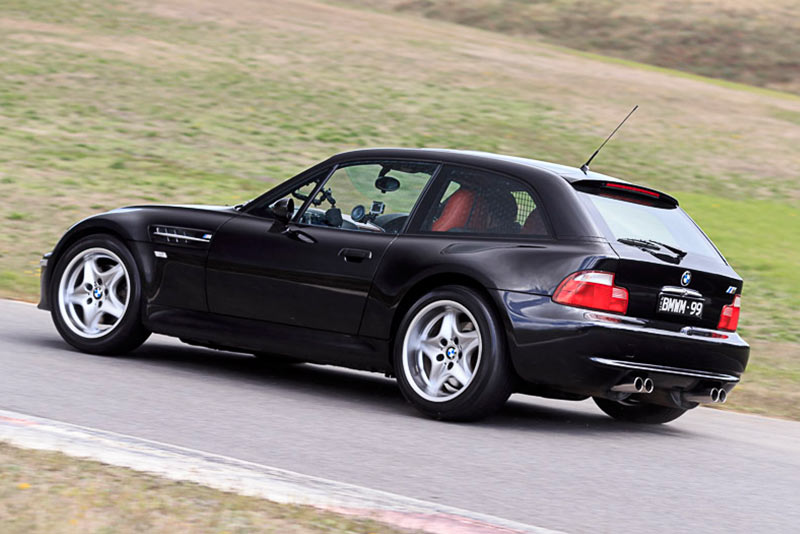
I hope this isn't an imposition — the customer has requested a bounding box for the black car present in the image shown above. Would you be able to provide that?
[39,148,748,423]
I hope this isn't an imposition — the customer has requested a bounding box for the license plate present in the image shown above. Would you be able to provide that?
[657,295,703,318]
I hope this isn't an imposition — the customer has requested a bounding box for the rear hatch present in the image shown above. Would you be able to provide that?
[574,180,742,330]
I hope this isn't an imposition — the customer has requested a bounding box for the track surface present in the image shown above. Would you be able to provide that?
[2,300,799,533]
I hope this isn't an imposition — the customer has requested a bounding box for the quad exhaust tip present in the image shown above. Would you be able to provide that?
[611,376,728,405]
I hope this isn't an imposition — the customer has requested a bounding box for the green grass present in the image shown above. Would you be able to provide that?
[679,194,800,343]
[0,0,798,418]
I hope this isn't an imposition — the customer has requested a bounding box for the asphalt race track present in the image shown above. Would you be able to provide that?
[2,300,798,533]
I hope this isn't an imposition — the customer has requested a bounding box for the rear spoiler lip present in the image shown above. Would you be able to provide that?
[571,179,679,207]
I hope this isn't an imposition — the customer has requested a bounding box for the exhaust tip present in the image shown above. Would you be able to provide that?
[710,388,721,403]
[643,377,654,394]
[717,389,727,403]
[633,376,644,393]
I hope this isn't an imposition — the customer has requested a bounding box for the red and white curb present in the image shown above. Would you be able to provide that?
[0,409,562,534]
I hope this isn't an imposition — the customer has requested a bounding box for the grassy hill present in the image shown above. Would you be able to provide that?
[1,0,798,418]
[339,0,800,94]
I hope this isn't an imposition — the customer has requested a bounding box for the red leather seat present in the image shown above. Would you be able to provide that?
[467,195,489,231]
[469,190,518,233]
[521,209,546,235]
[432,189,475,232]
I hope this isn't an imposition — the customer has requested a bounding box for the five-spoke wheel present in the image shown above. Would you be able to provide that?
[394,286,513,421]
[50,235,149,354]
[58,247,130,338]
[402,300,482,402]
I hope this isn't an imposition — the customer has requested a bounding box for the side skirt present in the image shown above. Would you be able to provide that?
[143,305,391,373]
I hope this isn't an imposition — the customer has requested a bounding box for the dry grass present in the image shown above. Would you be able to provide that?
[0,442,415,534]
[340,0,800,93]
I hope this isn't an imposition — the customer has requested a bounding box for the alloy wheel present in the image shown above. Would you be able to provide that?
[57,247,130,339]
[401,299,482,402]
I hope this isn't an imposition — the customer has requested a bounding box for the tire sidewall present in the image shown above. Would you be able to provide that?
[394,285,512,420]
[50,234,145,355]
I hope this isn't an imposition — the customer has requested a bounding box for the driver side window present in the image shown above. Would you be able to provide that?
[298,161,438,234]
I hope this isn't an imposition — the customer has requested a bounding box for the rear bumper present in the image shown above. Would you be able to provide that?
[495,290,749,405]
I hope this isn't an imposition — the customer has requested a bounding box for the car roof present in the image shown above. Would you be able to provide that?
[329,147,631,185]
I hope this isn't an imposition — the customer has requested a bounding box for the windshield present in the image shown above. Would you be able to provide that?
[579,192,724,262]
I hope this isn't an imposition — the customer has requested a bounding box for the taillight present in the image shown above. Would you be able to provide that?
[717,294,741,331]
[553,271,629,314]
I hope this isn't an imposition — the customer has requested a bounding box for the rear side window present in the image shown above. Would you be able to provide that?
[419,166,549,237]
[579,192,723,261]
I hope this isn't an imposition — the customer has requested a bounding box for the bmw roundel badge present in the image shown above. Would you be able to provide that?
[680,270,692,287]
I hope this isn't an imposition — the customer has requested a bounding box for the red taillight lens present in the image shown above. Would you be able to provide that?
[717,294,741,331]
[553,270,629,314]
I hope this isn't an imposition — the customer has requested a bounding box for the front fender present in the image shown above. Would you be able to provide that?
[38,212,142,310]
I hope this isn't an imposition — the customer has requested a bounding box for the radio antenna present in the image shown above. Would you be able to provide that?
[580,105,638,174]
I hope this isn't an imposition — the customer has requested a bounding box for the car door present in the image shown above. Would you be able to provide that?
[206,160,439,335]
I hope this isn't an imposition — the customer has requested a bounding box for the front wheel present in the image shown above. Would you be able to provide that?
[50,235,150,355]
[593,397,687,424]
[394,286,513,421]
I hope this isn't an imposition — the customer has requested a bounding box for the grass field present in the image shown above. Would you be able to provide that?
[0,0,798,418]
[0,442,413,533]
[340,0,800,94]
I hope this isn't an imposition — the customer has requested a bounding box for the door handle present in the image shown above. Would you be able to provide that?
[282,227,316,243]
[339,248,373,263]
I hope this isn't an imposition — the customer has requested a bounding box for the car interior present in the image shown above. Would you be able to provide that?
[426,171,548,236]
[270,161,436,234]
[267,162,549,237]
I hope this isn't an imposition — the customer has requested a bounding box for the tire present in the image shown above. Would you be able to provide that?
[394,285,513,421]
[593,397,687,424]
[50,234,150,355]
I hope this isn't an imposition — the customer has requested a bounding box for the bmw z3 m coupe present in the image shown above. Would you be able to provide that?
[39,148,749,423]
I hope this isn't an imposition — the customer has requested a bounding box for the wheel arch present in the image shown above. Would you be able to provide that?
[387,273,513,370]
[42,220,136,309]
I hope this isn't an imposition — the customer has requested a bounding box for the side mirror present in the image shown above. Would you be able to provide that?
[375,175,400,194]
[272,197,294,224]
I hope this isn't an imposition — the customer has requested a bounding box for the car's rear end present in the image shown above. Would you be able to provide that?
[507,177,749,412]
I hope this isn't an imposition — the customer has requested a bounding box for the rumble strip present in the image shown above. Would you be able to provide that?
[0,409,560,534]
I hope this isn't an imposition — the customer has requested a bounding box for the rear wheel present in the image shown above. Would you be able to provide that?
[394,286,513,421]
[593,397,687,424]
[50,235,149,355]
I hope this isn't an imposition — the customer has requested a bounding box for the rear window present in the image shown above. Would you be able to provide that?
[579,192,724,261]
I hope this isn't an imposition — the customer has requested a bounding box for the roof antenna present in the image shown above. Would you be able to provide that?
[580,105,638,174]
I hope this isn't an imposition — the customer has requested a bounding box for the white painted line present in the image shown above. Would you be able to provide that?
[0,409,562,534]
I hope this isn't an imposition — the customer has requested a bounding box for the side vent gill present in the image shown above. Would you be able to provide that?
[150,225,212,247]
